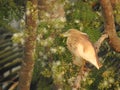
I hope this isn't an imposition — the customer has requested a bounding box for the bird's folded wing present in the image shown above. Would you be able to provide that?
[77,43,100,69]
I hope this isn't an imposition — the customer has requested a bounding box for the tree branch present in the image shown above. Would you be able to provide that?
[100,0,120,52]
[95,34,108,53]
[72,60,88,90]
[9,82,18,90]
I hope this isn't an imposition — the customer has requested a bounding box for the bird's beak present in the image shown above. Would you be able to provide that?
[60,33,64,37]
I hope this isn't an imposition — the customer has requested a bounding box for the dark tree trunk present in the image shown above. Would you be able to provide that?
[17,0,38,90]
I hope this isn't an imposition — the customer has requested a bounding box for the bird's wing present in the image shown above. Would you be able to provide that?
[76,39,100,69]
[67,37,78,55]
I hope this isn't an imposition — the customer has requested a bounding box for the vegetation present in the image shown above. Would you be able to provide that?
[0,0,120,90]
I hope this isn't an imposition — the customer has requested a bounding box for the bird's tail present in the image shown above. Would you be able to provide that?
[98,61,102,69]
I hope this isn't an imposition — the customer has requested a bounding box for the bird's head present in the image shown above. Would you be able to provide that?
[60,29,87,37]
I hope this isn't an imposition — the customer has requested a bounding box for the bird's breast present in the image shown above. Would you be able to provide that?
[67,38,84,57]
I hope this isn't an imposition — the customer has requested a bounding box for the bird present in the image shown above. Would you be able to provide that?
[61,29,102,69]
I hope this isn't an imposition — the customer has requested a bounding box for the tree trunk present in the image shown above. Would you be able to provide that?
[100,0,120,52]
[17,0,38,90]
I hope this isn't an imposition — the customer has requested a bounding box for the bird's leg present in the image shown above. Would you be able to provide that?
[72,56,82,67]
[81,60,86,74]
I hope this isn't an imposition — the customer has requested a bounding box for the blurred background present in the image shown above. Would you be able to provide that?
[0,0,120,90]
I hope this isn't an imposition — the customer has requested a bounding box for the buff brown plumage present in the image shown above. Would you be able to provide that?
[61,29,102,69]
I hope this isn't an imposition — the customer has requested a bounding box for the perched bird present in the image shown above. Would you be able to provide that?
[61,29,102,69]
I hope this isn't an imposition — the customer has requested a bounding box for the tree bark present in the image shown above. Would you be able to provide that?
[100,0,120,52]
[17,0,38,90]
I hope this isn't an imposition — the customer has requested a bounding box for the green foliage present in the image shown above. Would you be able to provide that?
[0,0,25,23]
[84,27,101,42]
[1,0,120,89]
[12,32,24,44]
[114,3,120,25]
[64,0,101,43]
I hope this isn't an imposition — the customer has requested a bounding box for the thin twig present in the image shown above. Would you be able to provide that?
[9,81,19,90]
[95,34,108,53]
